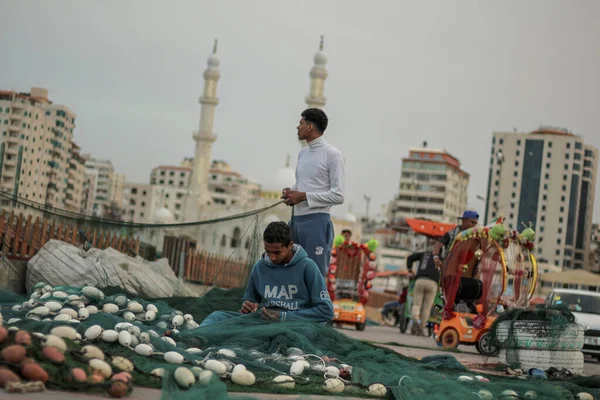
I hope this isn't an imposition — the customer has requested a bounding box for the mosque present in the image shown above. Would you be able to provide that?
[124,37,361,257]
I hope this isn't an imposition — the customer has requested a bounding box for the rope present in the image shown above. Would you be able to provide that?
[0,190,284,229]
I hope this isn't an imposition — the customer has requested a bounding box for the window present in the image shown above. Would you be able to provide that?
[512,182,517,187]
[513,171,518,177]
[169,171,174,176]
[548,141,553,148]
[543,184,548,190]
[131,188,137,194]
[564,164,569,170]
[566,153,570,159]
[511,192,516,198]
[541,205,546,211]
[575,142,582,150]
[499,139,504,144]
[560,206,564,212]
[562,185,566,191]
[566,143,571,149]
[516,150,520,156]
[515,160,519,167]
[584,171,591,178]
[546,163,550,169]
[559,217,563,223]
[557,238,562,244]
[517,140,521,146]
[584,160,592,167]
[540,215,545,222]
[584,149,593,158]
[563,174,567,180]
[556,249,560,256]
[543,194,547,201]
[546,152,551,158]
[220,235,227,247]
[573,164,580,171]
[561,195,565,202]
[558,228,562,234]
[495,180,499,186]
[574,153,582,160]
[544,173,549,179]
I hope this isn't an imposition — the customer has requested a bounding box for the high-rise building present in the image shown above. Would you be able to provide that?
[66,141,86,213]
[82,156,125,217]
[0,87,83,212]
[388,144,470,223]
[484,127,598,270]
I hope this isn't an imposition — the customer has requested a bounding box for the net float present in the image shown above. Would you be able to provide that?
[84,325,104,341]
[101,330,119,343]
[164,351,185,364]
[273,375,295,388]
[174,367,196,388]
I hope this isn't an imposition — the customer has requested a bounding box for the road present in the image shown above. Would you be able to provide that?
[335,324,600,376]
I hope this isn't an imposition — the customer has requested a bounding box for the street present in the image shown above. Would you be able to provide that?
[335,324,600,376]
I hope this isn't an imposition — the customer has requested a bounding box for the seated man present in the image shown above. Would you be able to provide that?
[200,221,334,327]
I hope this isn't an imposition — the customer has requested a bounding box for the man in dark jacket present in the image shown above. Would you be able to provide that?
[407,249,440,336]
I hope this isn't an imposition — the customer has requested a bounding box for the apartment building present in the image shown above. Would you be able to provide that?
[388,144,470,223]
[83,156,125,217]
[0,87,84,212]
[484,127,598,270]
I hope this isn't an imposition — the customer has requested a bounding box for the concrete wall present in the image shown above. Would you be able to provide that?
[0,256,27,294]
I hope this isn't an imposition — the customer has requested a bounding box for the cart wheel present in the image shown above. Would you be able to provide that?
[356,322,366,331]
[476,331,499,357]
[441,328,460,350]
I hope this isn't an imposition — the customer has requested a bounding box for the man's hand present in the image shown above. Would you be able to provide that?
[240,300,259,314]
[434,256,443,269]
[261,307,281,321]
[283,191,306,206]
[281,188,291,199]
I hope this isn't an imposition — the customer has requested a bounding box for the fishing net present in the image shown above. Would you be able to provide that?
[0,285,599,400]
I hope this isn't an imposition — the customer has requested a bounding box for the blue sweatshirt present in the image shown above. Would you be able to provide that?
[243,244,334,322]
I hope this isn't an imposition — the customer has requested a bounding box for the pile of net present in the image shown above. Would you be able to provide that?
[0,284,598,400]
[488,306,589,376]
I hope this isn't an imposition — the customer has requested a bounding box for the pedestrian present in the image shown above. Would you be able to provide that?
[432,210,479,268]
[407,247,440,336]
[282,108,346,276]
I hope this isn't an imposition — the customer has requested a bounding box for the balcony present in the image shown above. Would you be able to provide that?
[2,167,16,177]
[8,124,21,132]
[10,113,23,122]
[3,158,17,167]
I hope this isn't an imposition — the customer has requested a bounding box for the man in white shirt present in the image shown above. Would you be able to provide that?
[282,108,346,276]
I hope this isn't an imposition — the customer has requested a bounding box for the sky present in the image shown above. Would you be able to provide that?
[1,1,599,223]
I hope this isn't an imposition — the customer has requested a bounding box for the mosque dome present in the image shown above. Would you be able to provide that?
[155,207,174,224]
[207,39,220,69]
[344,213,357,223]
[313,35,327,66]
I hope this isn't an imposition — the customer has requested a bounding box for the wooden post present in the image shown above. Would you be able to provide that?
[29,217,41,257]
[135,237,140,255]
[3,212,14,255]
[13,214,24,256]
[91,229,97,248]
[40,219,49,251]
[20,215,32,256]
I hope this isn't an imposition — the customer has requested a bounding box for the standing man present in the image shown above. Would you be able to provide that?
[282,108,346,276]
[432,210,479,268]
[406,246,440,336]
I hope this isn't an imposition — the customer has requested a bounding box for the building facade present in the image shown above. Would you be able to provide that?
[388,145,470,223]
[0,87,84,212]
[484,127,598,270]
[83,156,125,217]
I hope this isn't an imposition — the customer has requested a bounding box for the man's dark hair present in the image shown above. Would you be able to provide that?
[264,221,292,245]
[342,229,351,235]
[301,108,328,133]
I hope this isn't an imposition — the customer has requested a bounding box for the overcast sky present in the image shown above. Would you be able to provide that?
[2,1,599,223]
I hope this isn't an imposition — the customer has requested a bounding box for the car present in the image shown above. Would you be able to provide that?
[333,298,366,331]
[545,288,600,360]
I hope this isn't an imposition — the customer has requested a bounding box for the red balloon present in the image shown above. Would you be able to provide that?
[359,296,368,304]
[366,271,375,280]
[365,282,373,290]
[369,253,376,261]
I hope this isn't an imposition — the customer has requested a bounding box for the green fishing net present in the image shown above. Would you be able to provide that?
[1,285,599,400]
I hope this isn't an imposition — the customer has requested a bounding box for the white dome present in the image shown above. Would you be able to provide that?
[155,207,174,224]
[207,54,220,68]
[314,50,327,66]
[274,167,295,189]
[345,213,357,223]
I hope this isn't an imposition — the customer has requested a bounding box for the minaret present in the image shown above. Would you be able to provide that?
[305,35,328,109]
[189,40,220,216]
